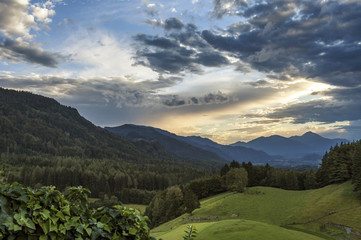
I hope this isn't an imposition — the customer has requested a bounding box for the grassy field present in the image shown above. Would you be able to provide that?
[152,219,326,240]
[123,204,147,215]
[151,181,361,240]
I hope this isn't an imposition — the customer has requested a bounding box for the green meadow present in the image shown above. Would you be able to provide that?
[151,181,361,240]
[152,220,327,240]
[123,203,147,215]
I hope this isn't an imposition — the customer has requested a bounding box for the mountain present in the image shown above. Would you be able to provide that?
[234,135,310,157]
[107,125,348,167]
[231,131,348,164]
[0,87,221,167]
[106,125,276,165]
[0,87,148,160]
[0,87,218,203]
[105,124,227,164]
[289,131,348,153]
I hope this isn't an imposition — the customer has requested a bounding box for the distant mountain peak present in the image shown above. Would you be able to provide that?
[302,131,319,137]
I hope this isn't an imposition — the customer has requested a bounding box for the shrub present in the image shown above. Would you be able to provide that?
[0,182,153,240]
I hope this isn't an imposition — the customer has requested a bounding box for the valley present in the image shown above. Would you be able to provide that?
[1,88,361,240]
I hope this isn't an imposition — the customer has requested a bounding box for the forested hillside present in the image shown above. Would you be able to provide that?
[316,140,361,193]
[0,88,215,203]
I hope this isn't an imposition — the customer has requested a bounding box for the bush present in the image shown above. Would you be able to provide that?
[0,182,153,240]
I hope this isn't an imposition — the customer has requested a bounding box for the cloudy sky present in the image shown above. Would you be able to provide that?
[1,0,361,143]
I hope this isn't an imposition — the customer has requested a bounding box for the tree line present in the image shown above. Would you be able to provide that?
[0,154,213,204]
[316,140,361,194]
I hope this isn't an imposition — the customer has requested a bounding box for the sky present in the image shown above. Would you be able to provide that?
[0,0,361,144]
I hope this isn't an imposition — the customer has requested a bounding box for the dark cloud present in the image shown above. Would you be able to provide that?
[190,97,199,104]
[134,49,201,74]
[163,95,186,107]
[203,0,361,87]
[164,18,184,31]
[203,91,228,103]
[134,19,229,74]
[267,100,361,124]
[0,38,62,67]
[196,52,229,67]
[134,34,178,49]
[262,86,361,124]
[162,91,229,107]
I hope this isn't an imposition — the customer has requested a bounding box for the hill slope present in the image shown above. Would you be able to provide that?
[152,181,361,240]
[153,220,325,240]
[105,124,226,164]
[0,88,221,168]
[106,124,275,165]
[0,87,143,160]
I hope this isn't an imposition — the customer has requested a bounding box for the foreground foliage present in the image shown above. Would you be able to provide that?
[0,183,152,240]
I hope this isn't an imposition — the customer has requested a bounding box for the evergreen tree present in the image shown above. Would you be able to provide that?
[230,160,241,169]
[183,189,200,214]
[220,164,230,176]
[352,145,361,193]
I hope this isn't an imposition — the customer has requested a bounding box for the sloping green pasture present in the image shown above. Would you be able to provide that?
[151,181,361,239]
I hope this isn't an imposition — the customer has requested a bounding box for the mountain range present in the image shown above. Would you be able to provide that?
[0,87,220,168]
[0,87,348,168]
[106,125,348,167]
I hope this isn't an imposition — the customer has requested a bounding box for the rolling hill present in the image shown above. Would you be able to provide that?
[151,181,361,240]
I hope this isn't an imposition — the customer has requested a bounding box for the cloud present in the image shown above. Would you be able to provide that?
[247,79,269,87]
[0,38,61,67]
[161,91,229,107]
[143,3,159,16]
[134,34,179,49]
[212,0,248,18]
[134,19,229,74]
[164,17,184,31]
[62,28,158,80]
[163,95,186,106]
[0,74,158,108]
[0,0,63,67]
[0,0,60,39]
[203,91,228,103]
[203,0,361,87]
[257,86,361,124]
[145,17,185,31]
[0,0,35,39]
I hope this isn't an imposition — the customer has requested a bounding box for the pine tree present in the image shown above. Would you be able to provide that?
[352,144,361,194]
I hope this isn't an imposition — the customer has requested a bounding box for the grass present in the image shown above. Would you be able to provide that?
[151,181,361,240]
[152,219,325,240]
[123,204,147,215]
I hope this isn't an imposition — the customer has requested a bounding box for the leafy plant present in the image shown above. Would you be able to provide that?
[183,224,197,240]
[0,182,153,240]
